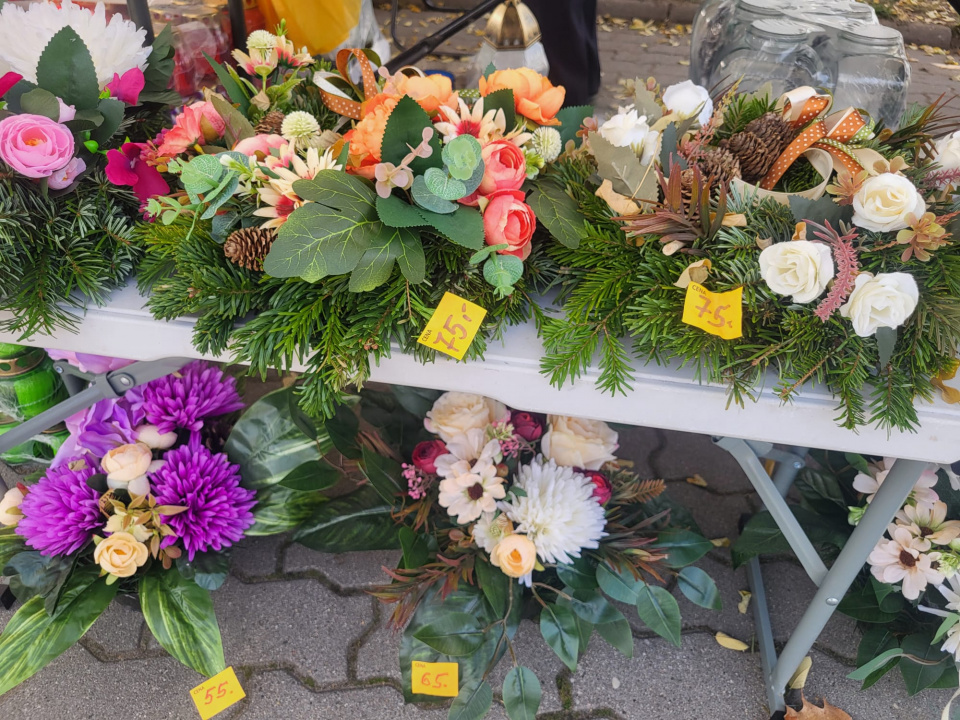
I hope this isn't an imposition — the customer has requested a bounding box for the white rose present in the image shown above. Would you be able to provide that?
[541,415,618,470]
[933,131,960,185]
[424,392,510,443]
[662,80,713,126]
[839,272,919,337]
[598,105,660,165]
[759,240,835,304]
[852,173,926,233]
[135,424,178,450]
[0,487,24,527]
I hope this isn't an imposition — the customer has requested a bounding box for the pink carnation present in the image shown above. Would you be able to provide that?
[156,101,226,157]
[0,114,75,179]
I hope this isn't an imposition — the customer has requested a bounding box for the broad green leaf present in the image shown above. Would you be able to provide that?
[278,459,342,492]
[4,551,73,601]
[412,175,458,214]
[474,557,509,616]
[36,27,99,110]
[0,566,115,695]
[870,576,904,614]
[140,569,224,677]
[176,551,231,592]
[380,96,443,175]
[203,52,249,111]
[565,589,624,626]
[292,172,377,219]
[503,666,541,720]
[528,180,588,250]
[596,617,634,657]
[361,446,402,503]
[847,647,905,681]
[480,88,516,131]
[837,584,899,624]
[209,93,256,148]
[19,88,60,120]
[556,104,593,149]
[573,613,593,654]
[845,453,871,475]
[348,226,424,292]
[293,486,399,552]
[247,485,327,536]
[539,603,579,671]
[635,585,682,648]
[377,194,427,228]
[557,556,598,591]
[396,227,427,284]
[856,628,900,690]
[89,98,124,146]
[0,527,26,569]
[677,566,722,610]
[324,403,361,459]
[449,678,493,720]
[795,468,848,516]
[876,326,897,369]
[413,612,485,656]
[418,205,484,250]
[398,527,430,570]
[789,194,852,228]
[596,562,643,604]
[142,25,178,99]
[651,530,712,568]
[899,634,953,695]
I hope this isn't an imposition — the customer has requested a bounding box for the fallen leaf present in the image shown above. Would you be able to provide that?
[933,360,960,403]
[685,473,709,487]
[715,632,749,651]
[933,61,960,68]
[737,590,752,614]
[679,60,690,66]
[784,693,852,720]
[596,178,641,216]
[788,656,813,690]
[710,537,730,547]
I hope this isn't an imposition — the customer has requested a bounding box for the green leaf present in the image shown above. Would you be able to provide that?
[199,172,240,219]
[557,556,599,591]
[556,104,593,149]
[424,167,468,201]
[677,566,722,610]
[209,94,256,148]
[19,88,61,120]
[837,584,899,623]
[634,85,662,123]
[180,154,225,201]
[789,194,852,228]
[900,634,953,695]
[449,679,493,720]
[142,25,177,98]
[596,617,634,658]
[483,255,523,292]
[293,172,377,218]
[481,89,516,131]
[482,62,497,80]
[934,614,960,644]
[443,134,483,181]
[845,453,871,475]
[413,612,485,656]
[566,589,624,626]
[380,96,443,175]
[635,585,682,648]
[36,27,99,110]
[588,131,657,201]
[88,98,124,146]
[324,403,361,459]
[417,205,484,250]
[412,175,458,214]
[503,666,541,720]
[539,603,579,671]
[528,180,588,249]
[573,612,593,654]
[203,51,249,113]
[398,526,430,569]
[176,551,231,591]
[377,193,427,228]
[856,628,900,689]
[4,551,73,601]
[847,647,905,681]
[348,226,423,292]
[876,326,897,369]
[0,527,26,569]
[293,486,399,552]
[278,459,342,492]
[0,567,115,695]
[474,558,509,616]
[795,468,848,516]
[247,485,327,536]
[361,446,402,503]
[650,530,712,568]
[596,562,643,604]
[140,568,224,677]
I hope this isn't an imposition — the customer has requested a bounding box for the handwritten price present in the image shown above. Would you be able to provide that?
[681,282,743,340]
[189,667,245,719]
[417,293,487,361]
[411,661,459,697]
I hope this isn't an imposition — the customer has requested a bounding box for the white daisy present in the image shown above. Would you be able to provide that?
[436,458,504,525]
[853,458,940,509]
[942,622,960,662]
[472,511,512,555]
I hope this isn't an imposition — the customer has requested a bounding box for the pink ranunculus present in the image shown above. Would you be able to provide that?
[0,114,75,179]
[233,133,288,159]
[411,440,448,475]
[511,410,544,442]
[47,157,86,190]
[461,140,527,206]
[105,142,170,204]
[45,350,134,375]
[156,101,226,157]
[0,72,22,98]
[482,189,536,261]
[57,99,76,123]
[106,68,145,105]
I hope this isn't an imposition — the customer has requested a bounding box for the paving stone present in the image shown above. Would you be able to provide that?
[230,535,287,578]
[669,554,757,641]
[663,481,752,541]
[284,545,402,590]
[655,430,756,493]
[215,577,369,684]
[356,617,402,683]
[81,600,148,658]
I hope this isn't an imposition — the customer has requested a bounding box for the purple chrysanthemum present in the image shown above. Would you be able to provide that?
[150,437,256,560]
[129,360,244,434]
[16,459,103,556]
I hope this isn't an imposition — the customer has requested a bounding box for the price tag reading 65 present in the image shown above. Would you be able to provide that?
[190,667,246,719]
[411,660,459,697]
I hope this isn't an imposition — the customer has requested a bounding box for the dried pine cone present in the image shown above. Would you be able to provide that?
[720,131,778,184]
[255,110,286,136]
[224,227,276,271]
[744,112,795,155]
[697,147,741,186]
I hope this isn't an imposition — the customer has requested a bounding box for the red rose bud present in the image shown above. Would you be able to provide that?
[579,469,612,505]
[510,410,545,442]
[411,440,447,474]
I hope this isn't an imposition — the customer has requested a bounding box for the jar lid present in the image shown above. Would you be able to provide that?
[750,18,809,41]
[739,0,786,17]
[839,23,901,46]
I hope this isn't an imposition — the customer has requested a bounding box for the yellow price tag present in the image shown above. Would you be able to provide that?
[189,667,246,719]
[411,660,459,697]
[681,282,743,340]
[417,292,487,361]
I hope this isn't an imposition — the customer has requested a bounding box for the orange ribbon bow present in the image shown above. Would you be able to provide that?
[318,48,380,120]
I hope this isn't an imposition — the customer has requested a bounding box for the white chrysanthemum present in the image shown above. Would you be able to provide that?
[0,1,150,88]
[247,30,278,51]
[500,456,606,565]
[530,127,562,163]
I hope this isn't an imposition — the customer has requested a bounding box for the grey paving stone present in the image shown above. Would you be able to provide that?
[663,481,752,540]
[669,554,756,640]
[284,545,402,590]
[81,600,148,658]
[214,577,369,684]
[230,535,287,579]
[356,616,402,683]
[656,430,756,494]
[610,424,663,478]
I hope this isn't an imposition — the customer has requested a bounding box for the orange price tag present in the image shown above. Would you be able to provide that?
[417,292,487,361]
[411,660,459,697]
[681,282,743,340]
[189,667,246,720]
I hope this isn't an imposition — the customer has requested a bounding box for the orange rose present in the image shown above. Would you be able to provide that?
[392,73,458,116]
[479,68,565,126]
[345,94,398,177]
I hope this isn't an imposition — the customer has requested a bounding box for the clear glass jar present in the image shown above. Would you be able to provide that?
[690,0,736,85]
[705,0,790,90]
[832,24,909,128]
[712,19,825,96]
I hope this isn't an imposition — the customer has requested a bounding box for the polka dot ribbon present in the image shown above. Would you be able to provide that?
[319,49,380,121]
[759,91,868,190]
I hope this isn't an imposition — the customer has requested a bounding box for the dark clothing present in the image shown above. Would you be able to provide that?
[525,0,600,106]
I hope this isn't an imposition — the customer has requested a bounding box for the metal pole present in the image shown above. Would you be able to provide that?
[228,0,247,52]
[0,387,106,455]
[386,0,501,72]
[126,0,154,44]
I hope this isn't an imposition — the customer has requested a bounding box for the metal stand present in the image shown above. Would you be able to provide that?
[386,0,501,71]
[715,437,927,714]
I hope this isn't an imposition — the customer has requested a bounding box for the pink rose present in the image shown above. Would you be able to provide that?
[0,114,75,179]
[45,350,134,375]
[411,440,448,475]
[461,140,527,206]
[105,142,170,204]
[106,68,145,105]
[233,133,288,159]
[511,410,544,442]
[47,157,86,190]
[482,189,536,261]
[156,101,226,157]
[577,469,612,505]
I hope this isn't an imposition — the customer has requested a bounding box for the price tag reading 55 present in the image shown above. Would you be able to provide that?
[417,292,487,361]
[681,282,743,340]
[190,667,246,719]
[411,660,459,697]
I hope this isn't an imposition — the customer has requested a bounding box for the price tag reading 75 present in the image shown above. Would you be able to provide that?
[681,282,743,340]
[411,661,459,697]
[417,292,487,361]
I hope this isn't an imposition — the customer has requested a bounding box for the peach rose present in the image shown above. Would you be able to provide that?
[462,140,527,206]
[135,424,178,450]
[393,73,458,116]
[94,531,150,578]
[102,442,153,492]
[483,189,536,261]
[493,533,537,578]
[0,487,24,527]
[480,68,565,126]
[345,94,399,177]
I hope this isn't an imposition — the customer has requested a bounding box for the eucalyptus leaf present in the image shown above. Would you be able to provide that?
[483,255,523,292]
[503,666,541,720]
[412,176,458,214]
[442,134,483,181]
[424,167,468,201]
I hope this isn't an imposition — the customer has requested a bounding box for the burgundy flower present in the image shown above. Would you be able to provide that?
[0,72,22,98]
[511,410,545,442]
[106,68,145,105]
[412,440,447,475]
[577,468,612,505]
[105,142,169,204]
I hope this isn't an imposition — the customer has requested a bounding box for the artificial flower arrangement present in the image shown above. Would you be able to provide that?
[134,26,591,419]
[532,78,960,432]
[732,452,960,695]
[0,360,294,696]
[0,0,177,336]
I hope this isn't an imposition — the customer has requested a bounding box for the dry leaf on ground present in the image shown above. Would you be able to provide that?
[784,693,852,720]
[737,590,752,614]
[710,537,730,547]
[686,473,708,487]
[788,656,813,690]
[715,632,749,651]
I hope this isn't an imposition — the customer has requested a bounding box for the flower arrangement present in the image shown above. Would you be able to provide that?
[0,360,288,696]
[532,79,960,432]
[732,451,960,695]
[0,1,177,336]
[135,28,589,419]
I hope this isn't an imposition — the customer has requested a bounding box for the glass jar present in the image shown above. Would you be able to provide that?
[832,25,909,128]
[712,19,825,96]
[690,0,736,85]
[706,0,793,90]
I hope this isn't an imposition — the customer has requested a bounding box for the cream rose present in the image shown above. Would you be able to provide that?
[839,272,919,337]
[0,487,24,527]
[598,105,660,165]
[662,80,713,126]
[424,392,510,443]
[493,533,537,578]
[759,240,835,304]
[135,424,178,450]
[102,442,153,492]
[852,173,926,233]
[541,416,618,470]
[94,531,150,578]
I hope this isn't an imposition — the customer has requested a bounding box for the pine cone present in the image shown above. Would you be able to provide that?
[697,147,741,187]
[224,227,276,271]
[720,131,777,184]
[255,110,285,136]
[744,112,795,155]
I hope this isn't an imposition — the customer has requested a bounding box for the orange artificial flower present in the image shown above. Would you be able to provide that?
[479,68,565,126]
[391,73,458,116]
[344,95,399,177]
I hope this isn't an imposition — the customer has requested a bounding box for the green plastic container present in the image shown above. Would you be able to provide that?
[0,344,70,465]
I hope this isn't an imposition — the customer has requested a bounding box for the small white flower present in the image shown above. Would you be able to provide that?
[246,30,278,51]
[759,240,835,304]
[838,272,919,337]
[852,459,939,507]
[661,80,713,126]
[442,428,502,465]
[0,487,24,527]
[530,127,562,164]
[868,526,943,600]
[472,511,513,555]
[598,105,660,165]
[281,111,322,150]
[436,457,505,524]
[933,130,960,186]
[941,621,960,661]
[852,173,926,233]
